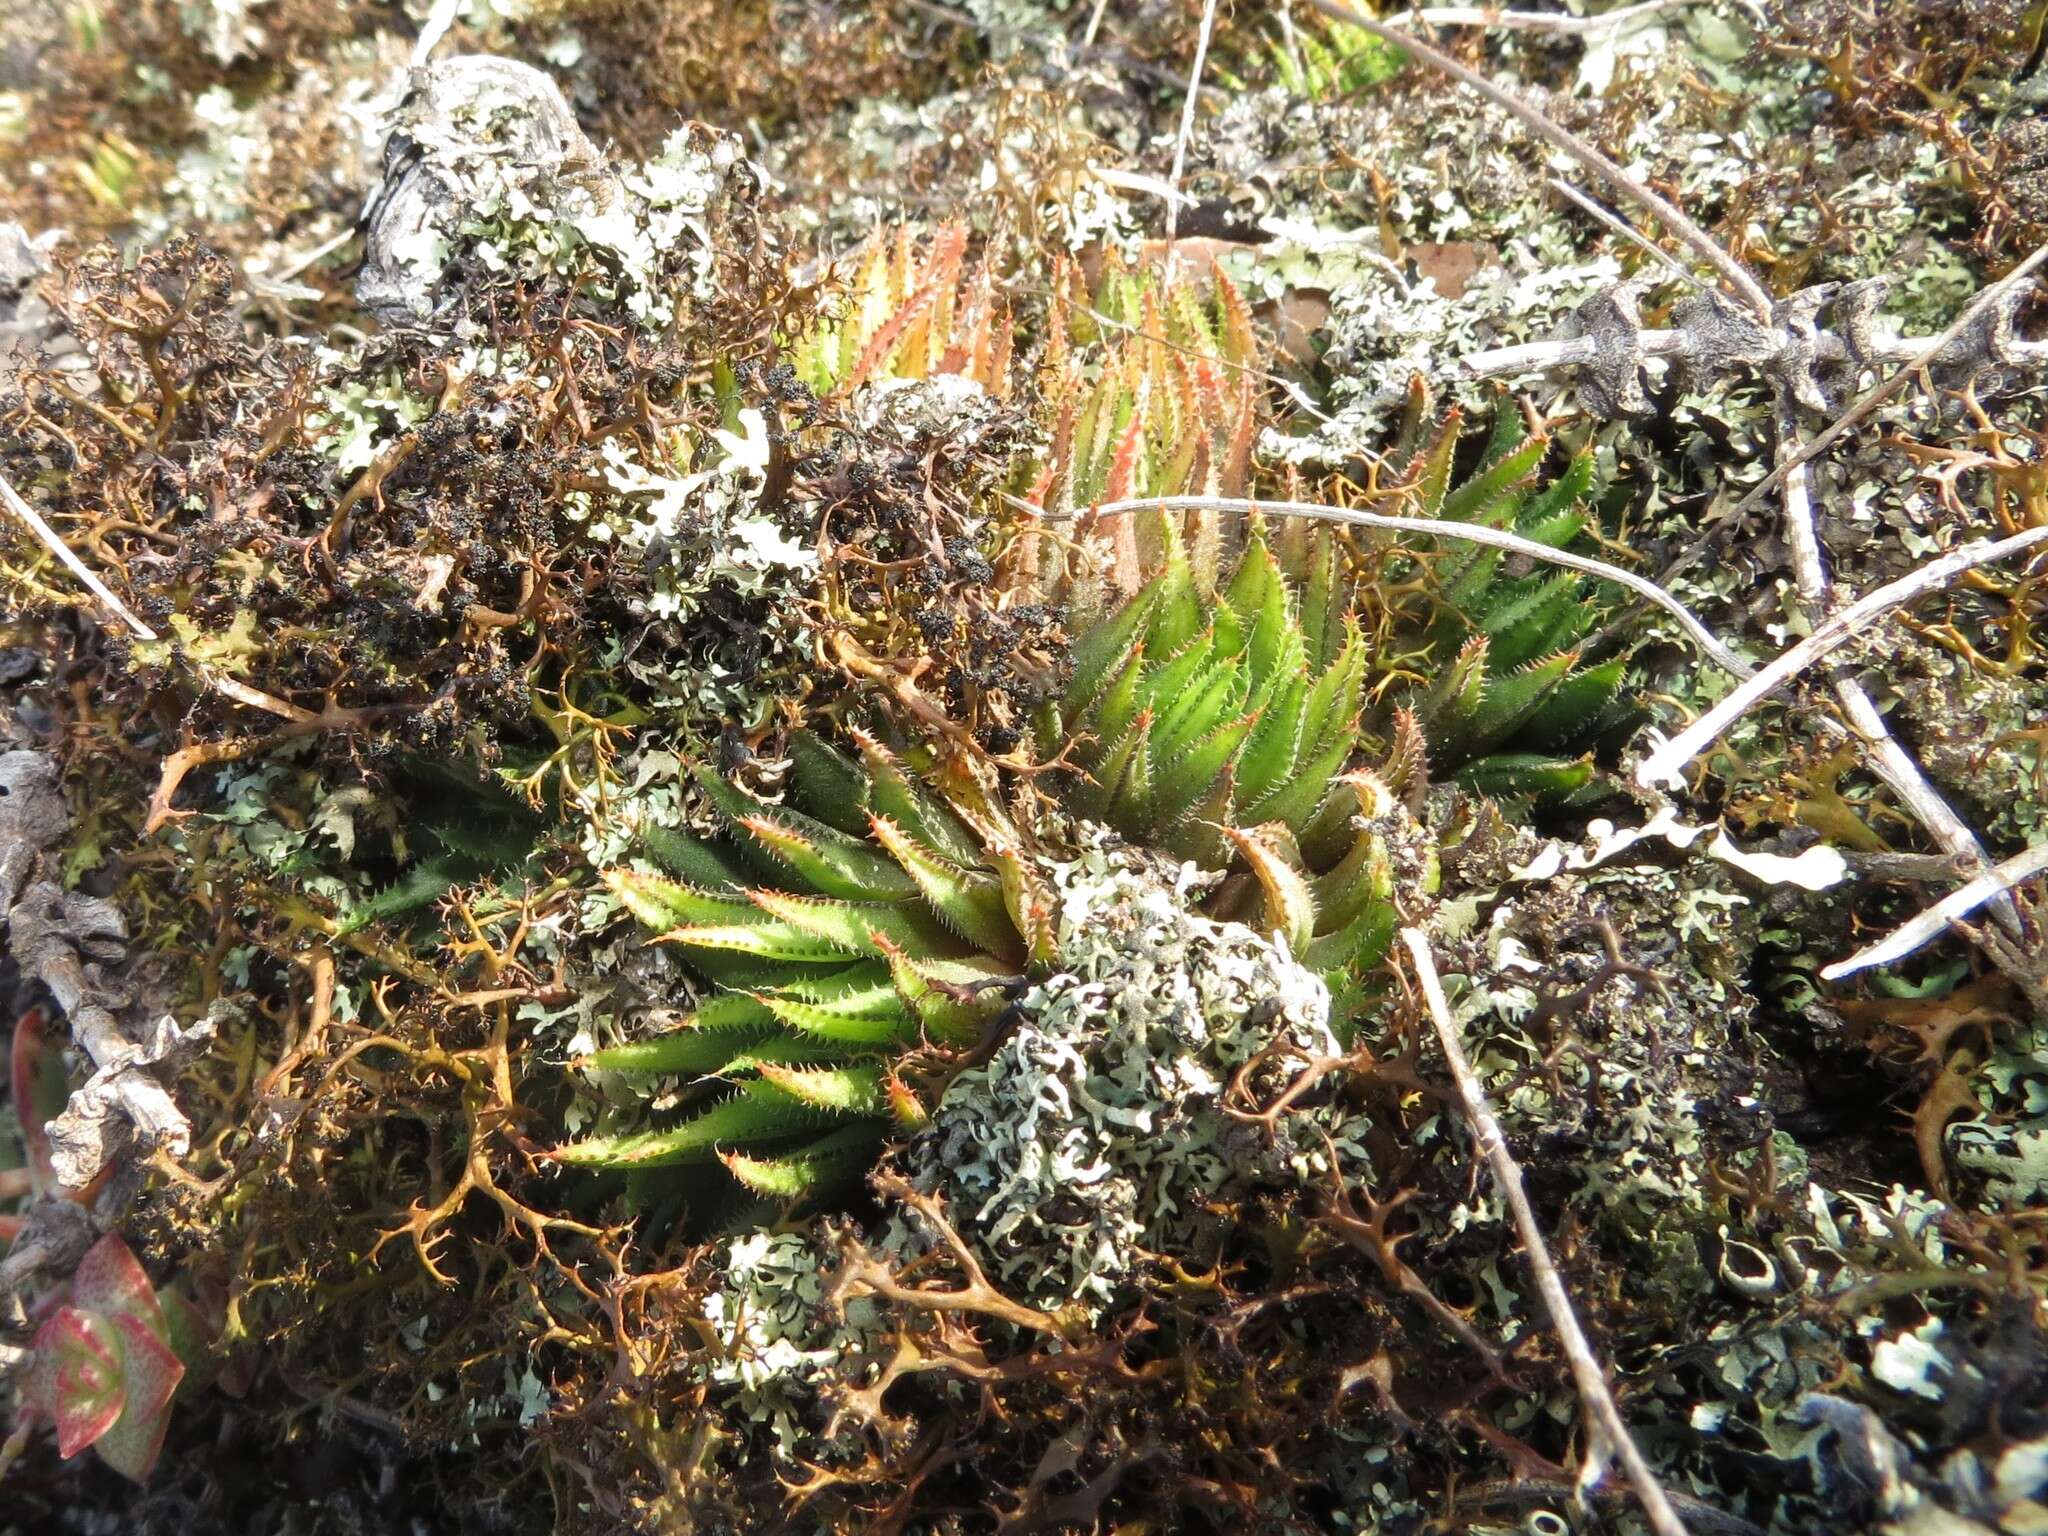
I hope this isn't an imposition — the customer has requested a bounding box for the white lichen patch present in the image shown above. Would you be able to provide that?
[180,0,266,67]
[908,831,1360,1312]
[357,56,742,327]
[700,1229,886,1459]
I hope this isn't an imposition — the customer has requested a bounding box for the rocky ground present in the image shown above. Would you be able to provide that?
[0,2,2045,1533]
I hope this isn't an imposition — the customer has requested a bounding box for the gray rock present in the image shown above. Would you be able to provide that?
[356,55,619,322]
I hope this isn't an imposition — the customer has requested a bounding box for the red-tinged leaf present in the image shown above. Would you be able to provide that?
[1169,352,1200,449]
[69,1234,169,1339]
[927,220,967,291]
[943,283,987,380]
[87,1311,184,1482]
[1103,407,1145,505]
[108,1308,183,1427]
[10,1006,59,1188]
[1189,354,1228,438]
[1220,378,1257,497]
[1041,394,1078,496]
[1187,433,1213,502]
[27,1306,125,1457]
[986,295,1013,396]
[1022,461,1055,513]
[1215,261,1258,366]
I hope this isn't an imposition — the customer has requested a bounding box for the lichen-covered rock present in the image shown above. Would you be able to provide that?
[358,53,744,327]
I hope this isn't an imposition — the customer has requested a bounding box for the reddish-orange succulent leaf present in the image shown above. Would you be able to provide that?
[28,1307,126,1458]
[1103,409,1145,504]
[70,1233,172,1339]
[1215,262,1257,366]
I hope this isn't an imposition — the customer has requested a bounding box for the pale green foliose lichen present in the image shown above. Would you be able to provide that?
[907,831,1363,1312]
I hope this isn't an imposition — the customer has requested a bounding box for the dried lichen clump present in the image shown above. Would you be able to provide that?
[909,833,1357,1313]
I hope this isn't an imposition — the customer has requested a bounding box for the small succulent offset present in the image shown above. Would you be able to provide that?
[21,1234,189,1483]
[1029,250,1260,534]
[790,221,1014,399]
[1394,408,1636,798]
[553,731,1049,1199]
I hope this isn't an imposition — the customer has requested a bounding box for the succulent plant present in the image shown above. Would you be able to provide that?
[1393,408,1638,799]
[1028,253,1260,602]
[552,731,1049,1200]
[1037,512,1412,1000]
[790,221,1013,399]
[21,1234,187,1483]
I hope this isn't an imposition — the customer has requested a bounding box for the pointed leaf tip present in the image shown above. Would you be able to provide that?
[70,1234,168,1337]
[28,1307,125,1458]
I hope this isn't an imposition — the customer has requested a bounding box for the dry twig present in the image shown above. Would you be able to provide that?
[0,468,156,640]
[1399,928,1690,1536]
[1164,0,1221,253]
[1823,842,2048,981]
[1634,525,2048,788]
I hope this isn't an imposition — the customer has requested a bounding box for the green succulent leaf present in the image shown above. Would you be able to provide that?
[722,1122,884,1200]
[696,765,918,901]
[552,1080,855,1169]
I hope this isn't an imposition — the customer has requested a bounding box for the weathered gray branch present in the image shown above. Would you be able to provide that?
[1400,928,1690,1536]
[1822,841,2048,981]
[1634,526,2048,789]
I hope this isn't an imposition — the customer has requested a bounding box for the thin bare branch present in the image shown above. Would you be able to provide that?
[1072,493,1753,677]
[1635,525,2048,788]
[1399,928,1690,1536]
[1546,178,1707,291]
[1165,0,1221,252]
[0,469,157,640]
[1774,399,1833,623]
[1301,0,1771,313]
[1386,0,1715,32]
[1822,842,2048,981]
